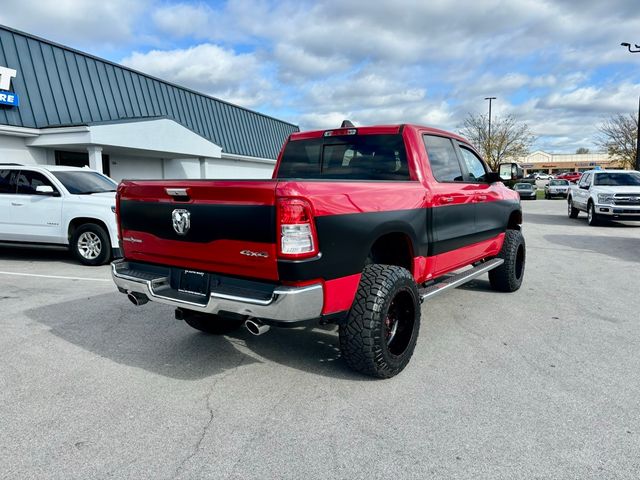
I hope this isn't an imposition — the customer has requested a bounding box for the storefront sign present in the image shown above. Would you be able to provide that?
[0,66,19,107]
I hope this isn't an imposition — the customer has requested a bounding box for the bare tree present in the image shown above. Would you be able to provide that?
[596,113,637,169]
[459,114,535,171]
[575,147,590,154]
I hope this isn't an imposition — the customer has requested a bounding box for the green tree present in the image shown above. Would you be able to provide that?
[596,114,637,169]
[459,114,535,171]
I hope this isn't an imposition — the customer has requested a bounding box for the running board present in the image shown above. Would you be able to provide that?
[419,258,504,301]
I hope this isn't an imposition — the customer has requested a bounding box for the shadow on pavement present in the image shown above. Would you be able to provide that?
[25,292,367,381]
[455,278,494,292]
[544,234,640,263]
[0,245,78,266]
[525,211,640,228]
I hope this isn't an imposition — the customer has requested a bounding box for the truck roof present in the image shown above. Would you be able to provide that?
[289,124,472,145]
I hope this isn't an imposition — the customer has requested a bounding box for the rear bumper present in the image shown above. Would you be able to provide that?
[111,259,324,323]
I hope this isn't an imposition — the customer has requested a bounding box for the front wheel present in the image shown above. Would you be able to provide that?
[71,223,111,266]
[339,265,421,379]
[587,202,600,226]
[488,230,526,292]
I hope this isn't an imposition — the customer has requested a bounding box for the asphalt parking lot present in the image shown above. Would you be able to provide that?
[1,199,639,480]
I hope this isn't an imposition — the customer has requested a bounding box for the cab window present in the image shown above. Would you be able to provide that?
[579,173,591,188]
[16,171,57,195]
[0,169,18,194]
[458,146,488,181]
[423,135,464,182]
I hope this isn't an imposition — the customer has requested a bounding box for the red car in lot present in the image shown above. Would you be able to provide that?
[556,172,582,183]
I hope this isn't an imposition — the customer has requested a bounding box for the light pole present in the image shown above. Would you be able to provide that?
[620,43,640,171]
[485,96,496,166]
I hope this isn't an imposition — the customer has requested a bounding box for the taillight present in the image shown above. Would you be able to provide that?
[277,198,318,258]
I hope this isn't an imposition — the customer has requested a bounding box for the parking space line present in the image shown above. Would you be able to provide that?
[0,271,112,282]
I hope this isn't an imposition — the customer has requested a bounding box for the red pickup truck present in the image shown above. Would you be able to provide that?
[112,123,525,378]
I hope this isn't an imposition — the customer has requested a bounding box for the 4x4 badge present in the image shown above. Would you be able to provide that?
[172,209,190,235]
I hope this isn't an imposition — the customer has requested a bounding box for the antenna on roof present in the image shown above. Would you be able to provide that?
[341,120,355,128]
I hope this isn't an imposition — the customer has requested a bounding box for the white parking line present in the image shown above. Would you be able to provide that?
[0,271,112,282]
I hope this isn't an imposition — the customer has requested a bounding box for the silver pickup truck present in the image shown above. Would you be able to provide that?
[567,169,640,225]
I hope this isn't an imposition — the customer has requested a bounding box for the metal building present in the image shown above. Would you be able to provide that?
[0,25,299,181]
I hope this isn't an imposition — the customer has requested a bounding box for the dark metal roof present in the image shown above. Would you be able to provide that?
[0,25,298,159]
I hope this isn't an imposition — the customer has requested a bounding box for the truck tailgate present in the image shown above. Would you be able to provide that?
[117,180,278,281]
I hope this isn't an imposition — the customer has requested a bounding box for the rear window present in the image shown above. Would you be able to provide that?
[549,180,569,186]
[276,134,410,180]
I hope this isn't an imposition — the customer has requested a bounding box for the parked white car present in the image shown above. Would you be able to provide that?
[535,173,553,180]
[544,179,570,199]
[0,164,119,265]
[567,169,640,226]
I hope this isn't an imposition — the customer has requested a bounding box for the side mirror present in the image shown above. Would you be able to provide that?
[498,163,524,181]
[35,185,56,195]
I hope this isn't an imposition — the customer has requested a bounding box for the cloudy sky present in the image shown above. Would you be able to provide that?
[2,0,640,152]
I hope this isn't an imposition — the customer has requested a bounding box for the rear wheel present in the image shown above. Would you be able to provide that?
[489,229,526,292]
[339,265,420,378]
[568,198,579,218]
[180,310,244,335]
[71,223,111,266]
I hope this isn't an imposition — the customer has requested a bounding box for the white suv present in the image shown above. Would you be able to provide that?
[0,164,119,265]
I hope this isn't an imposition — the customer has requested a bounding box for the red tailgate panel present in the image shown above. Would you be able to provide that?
[118,180,279,281]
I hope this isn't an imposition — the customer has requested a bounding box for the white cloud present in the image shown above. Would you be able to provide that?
[121,44,274,108]
[152,2,214,38]
[0,0,148,47]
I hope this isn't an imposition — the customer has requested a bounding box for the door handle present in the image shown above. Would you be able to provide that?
[440,196,454,204]
[476,195,487,201]
[11,202,23,206]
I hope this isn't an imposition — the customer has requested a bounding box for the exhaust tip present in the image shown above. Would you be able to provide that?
[244,318,270,336]
[127,291,149,306]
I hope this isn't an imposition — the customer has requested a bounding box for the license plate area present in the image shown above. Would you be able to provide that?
[178,269,210,297]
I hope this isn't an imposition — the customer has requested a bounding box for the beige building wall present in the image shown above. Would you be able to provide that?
[516,151,622,174]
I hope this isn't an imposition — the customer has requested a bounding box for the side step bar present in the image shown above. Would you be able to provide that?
[419,258,504,301]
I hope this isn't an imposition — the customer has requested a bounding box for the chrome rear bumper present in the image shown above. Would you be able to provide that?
[111,259,324,323]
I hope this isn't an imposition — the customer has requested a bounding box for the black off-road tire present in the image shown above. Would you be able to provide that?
[488,229,526,292]
[339,265,421,379]
[587,201,600,226]
[567,198,579,218]
[71,223,111,266]
[182,311,244,335]
[544,192,550,199]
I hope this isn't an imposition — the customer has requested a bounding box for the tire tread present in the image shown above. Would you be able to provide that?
[339,265,420,378]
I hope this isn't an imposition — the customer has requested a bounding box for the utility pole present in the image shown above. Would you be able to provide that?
[620,43,640,171]
[485,97,496,166]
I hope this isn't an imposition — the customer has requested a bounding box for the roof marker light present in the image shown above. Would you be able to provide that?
[323,128,357,137]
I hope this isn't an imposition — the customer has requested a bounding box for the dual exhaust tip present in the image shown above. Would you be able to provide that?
[244,318,270,336]
[127,291,149,306]
[127,291,270,336]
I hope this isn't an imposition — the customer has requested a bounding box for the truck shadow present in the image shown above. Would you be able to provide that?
[25,293,367,381]
[0,245,78,265]
[544,234,640,263]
